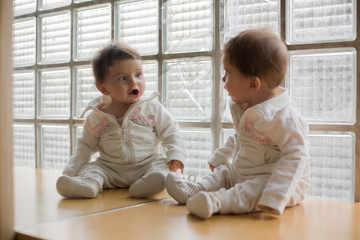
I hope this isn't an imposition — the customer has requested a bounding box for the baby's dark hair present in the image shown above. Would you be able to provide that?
[223,29,288,88]
[92,41,142,84]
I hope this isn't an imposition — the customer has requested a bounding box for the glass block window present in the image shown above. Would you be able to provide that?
[115,0,158,56]
[74,4,112,61]
[223,0,280,42]
[287,0,356,44]
[75,0,93,3]
[39,124,70,169]
[13,123,35,167]
[39,11,71,64]
[182,129,213,177]
[307,132,355,201]
[288,48,356,124]
[12,17,36,67]
[39,0,71,10]
[11,0,360,202]
[39,68,70,119]
[162,0,213,53]
[74,65,101,118]
[13,0,36,16]
[163,57,212,120]
[13,70,35,119]
[143,60,158,94]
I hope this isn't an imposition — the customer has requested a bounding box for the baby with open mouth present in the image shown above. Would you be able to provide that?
[129,89,139,97]
[56,42,186,199]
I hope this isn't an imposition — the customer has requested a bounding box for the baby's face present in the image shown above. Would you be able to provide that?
[99,59,145,105]
[222,56,252,104]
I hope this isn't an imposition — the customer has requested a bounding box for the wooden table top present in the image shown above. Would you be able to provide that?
[14,166,360,240]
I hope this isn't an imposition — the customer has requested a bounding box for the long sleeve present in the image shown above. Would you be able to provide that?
[62,115,100,176]
[154,101,186,164]
[256,114,310,215]
[208,100,245,167]
[209,134,235,167]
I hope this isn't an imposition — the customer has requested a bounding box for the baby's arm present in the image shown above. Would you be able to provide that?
[208,133,235,169]
[257,117,309,215]
[155,101,186,167]
[63,116,99,176]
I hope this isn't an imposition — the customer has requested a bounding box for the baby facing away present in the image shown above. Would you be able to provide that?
[56,42,186,199]
[166,29,311,219]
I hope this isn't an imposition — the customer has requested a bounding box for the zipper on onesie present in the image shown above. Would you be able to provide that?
[121,127,133,164]
[119,93,158,164]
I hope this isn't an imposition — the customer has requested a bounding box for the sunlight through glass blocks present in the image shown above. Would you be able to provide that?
[74,4,112,61]
[13,70,35,119]
[307,132,354,201]
[40,0,71,10]
[143,60,158,94]
[12,17,36,67]
[13,0,36,16]
[288,48,356,124]
[162,0,213,53]
[13,123,35,167]
[39,124,70,170]
[39,11,71,64]
[223,0,280,42]
[287,0,356,44]
[39,68,70,119]
[74,65,101,118]
[74,0,93,3]
[115,0,158,56]
[163,57,212,120]
[182,128,213,177]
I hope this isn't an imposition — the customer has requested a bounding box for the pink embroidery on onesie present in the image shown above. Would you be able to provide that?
[92,116,116,136]
[244,119,273,145]
[129,106,156,127]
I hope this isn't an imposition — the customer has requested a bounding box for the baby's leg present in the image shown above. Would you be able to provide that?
[198,162,237,191]
[187,175,269,219]
[56,163,106,198]
[218,175,269,214]
[129,159,169,198]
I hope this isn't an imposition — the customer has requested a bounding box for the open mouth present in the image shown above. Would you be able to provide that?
[129,89,139,96]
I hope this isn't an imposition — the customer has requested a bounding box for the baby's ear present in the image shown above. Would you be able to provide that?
[249,77,261,92]
[95,83,109,95]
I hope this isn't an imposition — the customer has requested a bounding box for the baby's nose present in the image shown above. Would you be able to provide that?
[222,76,227,89]
[128,77,136,86]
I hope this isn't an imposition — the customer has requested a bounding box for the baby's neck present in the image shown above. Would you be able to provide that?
[100,101,132,119]
[250,86,283,107]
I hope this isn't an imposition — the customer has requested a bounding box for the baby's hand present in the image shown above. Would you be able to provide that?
[208,162,215,172]
[258,205,280,215]
[168,160,184,174]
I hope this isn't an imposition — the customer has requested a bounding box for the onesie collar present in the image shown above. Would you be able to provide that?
[250,87,290,119]
[81,91,159,118]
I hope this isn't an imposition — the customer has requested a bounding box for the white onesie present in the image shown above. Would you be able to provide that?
[200,88,311,215]
[63,92,186,189]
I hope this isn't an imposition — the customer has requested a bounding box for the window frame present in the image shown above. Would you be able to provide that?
[12,0,360,202]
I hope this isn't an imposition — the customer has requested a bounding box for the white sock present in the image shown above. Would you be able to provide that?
[56,175,100,199]
[187,191,222,219]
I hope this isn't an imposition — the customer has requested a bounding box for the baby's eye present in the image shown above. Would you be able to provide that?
[135,72,142,78]
[119,76,126,81]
